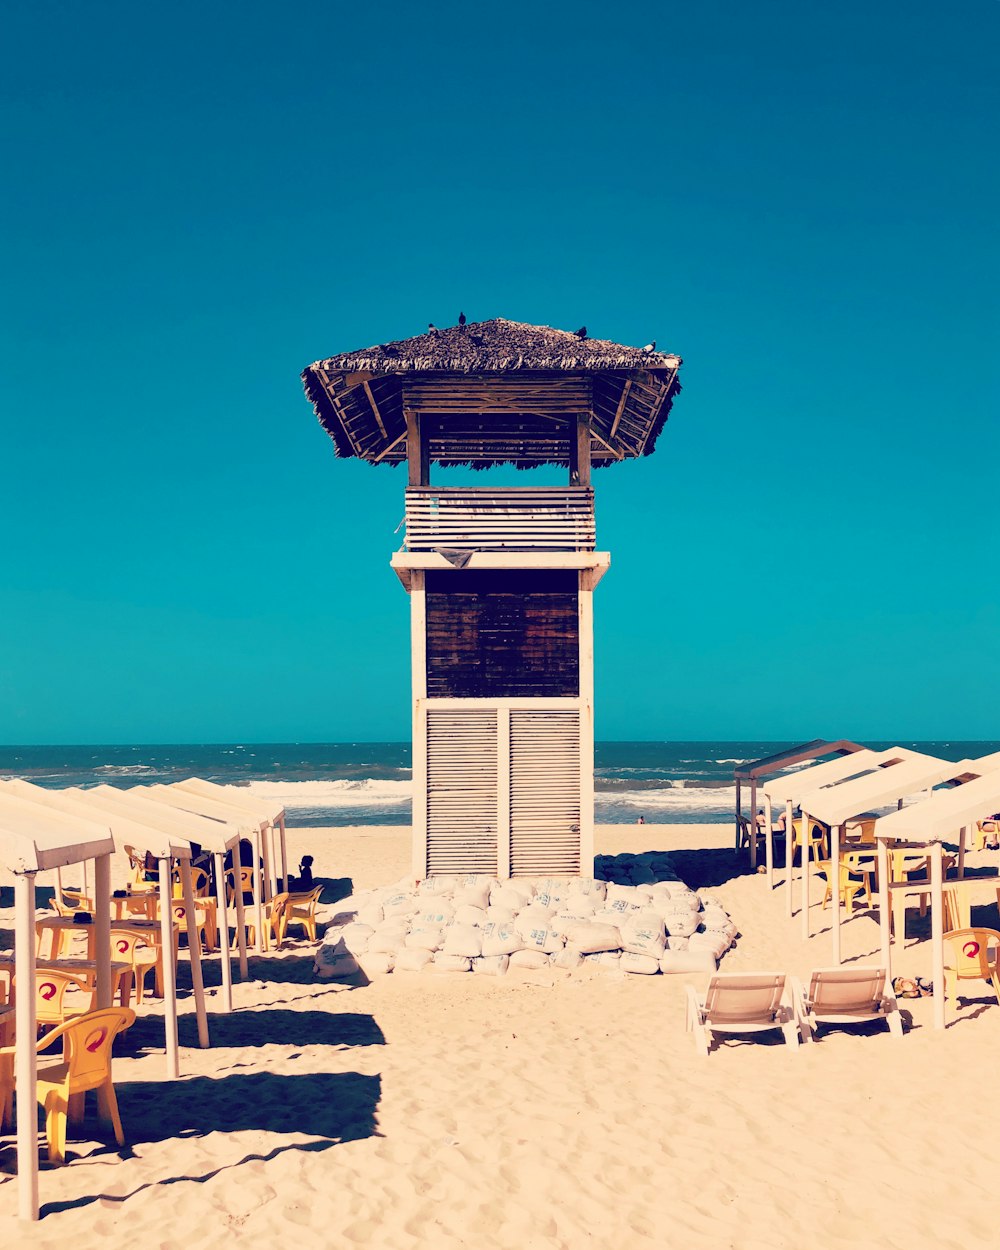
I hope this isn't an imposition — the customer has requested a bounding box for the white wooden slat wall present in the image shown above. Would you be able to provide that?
[425,709,499,876]
[509,710,582,878]
[423,705,583,878]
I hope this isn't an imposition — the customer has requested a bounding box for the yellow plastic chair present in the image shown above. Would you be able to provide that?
[32,969,96,1030]
[109,927,163,1004]
[32,1006,136,1164]
[122,844,158,892]
[790,816,829,863]
[819,852,874,914]
[225,866,256,907]
[51,886,94,918]
[280,886,324,943]
[976,819,999,850]
[942,928,1000,1008]
[160,897,216,953]
[172,864,211,898]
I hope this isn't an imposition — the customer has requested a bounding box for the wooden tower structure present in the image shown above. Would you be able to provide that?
[303,319,682,879]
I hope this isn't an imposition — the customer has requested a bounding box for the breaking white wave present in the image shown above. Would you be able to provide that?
[234,779,412,809]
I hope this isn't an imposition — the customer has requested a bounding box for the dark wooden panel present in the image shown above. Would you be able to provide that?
[425,571,579,698]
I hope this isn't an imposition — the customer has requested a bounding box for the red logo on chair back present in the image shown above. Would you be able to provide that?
[39,981,58,1000]
[85,1027,107,1053]
[175,908,185,919]
[116,939,130,954]
[963,940,980,958]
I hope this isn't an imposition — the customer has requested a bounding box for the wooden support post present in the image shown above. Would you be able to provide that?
[15,872,39,1221]
[785,800,794,917]
[878,838,891,972]
[749,779,758,871]
[158,859,180,1079]
[800,810,812,938]
[94,853,112,1009]
[214,851,233,1011]
[251,828,265,954]
[406,410,430,486]
[957,825,967,878]
[569,414,591,487]
[831,822,842,965]
[179,859,210,1048]
[931,846,945,1030]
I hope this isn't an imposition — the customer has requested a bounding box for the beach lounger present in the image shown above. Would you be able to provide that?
[791,966,902,1040]
[685,973,799,1055]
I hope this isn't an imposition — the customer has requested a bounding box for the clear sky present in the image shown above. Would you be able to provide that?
[2,0,997,745]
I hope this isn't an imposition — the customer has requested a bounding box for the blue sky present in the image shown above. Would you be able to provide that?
[2,0,997,744]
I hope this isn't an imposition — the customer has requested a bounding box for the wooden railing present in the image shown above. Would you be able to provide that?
[403,487,595,552]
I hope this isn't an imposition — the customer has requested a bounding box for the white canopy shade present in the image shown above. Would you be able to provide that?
[0,789,114,872]
[173,776,285,824]
[0,779,192,861]
[87,784,245,854]
[799,750,960,826]
[0,791,115,1222]
[760,748,896,807]
[874,766,1000,843]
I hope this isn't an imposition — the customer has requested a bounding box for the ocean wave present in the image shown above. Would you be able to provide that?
[94,764,162,777]
[231,779,412,808]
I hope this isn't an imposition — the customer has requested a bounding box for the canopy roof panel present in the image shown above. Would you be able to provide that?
[89,785,244,853]
[759,748,907,806]
[142,784,266,832]
[0,789,114,873]
[735,738,866,782]
[800,751,963,825]
[302,319,683,470]
[1,780,193,860]
[875,764,1000,843]
[173,778,284,824]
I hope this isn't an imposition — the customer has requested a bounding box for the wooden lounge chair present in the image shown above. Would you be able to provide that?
[791,966,903,1040]
[685,973,799,1055]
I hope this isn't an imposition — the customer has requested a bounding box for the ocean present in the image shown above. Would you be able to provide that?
[2,740,997,827]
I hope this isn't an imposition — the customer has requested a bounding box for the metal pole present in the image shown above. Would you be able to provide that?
[214,850,233,1011]
[232,848,249,979]
[15,872,39,1221]
[800,809,812,939]
[278,815,288,890]
[179,859,210,1048]
[93,852,112,1009]
[764,795,774,888]
[878,838,891,972]
[785,799,794,917]
[931,846,945,1030]
[157,859,180,1078]
[749,779,758,871]
[251,828,264,953]
[735,779,742,852]
[831,822,842,965]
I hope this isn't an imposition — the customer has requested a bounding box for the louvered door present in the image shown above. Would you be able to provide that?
[424,708,499,876]
[418,703,588,878]
[509,709,582,877]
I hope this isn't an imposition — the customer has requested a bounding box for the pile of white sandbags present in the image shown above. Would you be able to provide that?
[314,852,738,980]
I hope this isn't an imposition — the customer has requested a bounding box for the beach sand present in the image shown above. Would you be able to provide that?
[3,822,1000,1249]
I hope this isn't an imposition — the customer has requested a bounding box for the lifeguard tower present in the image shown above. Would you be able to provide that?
[302,319,682,880]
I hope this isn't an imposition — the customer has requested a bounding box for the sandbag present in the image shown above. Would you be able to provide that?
[659,948,717,975]
[454,903,488,927]
[360,952,395,975]
[562,921,622,954]
[442,924,483,958]
[701,905,731,930]
[584,950,622,971]
[481,922,524,957]
[339,923,374,953]
[514,906,557,937]
[432,953,472,973]
[663,935,690,951]
[453,886,490,912]
[356,903,385,928]
[552,947,584,971]
[473,954,509,976]
[518,925,564,954]
[568,877,607,901]
[688,931,731,959]
[416,902,455,928]
[484,905,517,924]
[620,952,660,975]
[620,915,666,958]
[394,947,434,972]
[382,892,420,918]
[315,937,360,979]
[509,949,551,970]
[491,886,529,912]
[405,927,444,952]
[664,912,699,938]
[368,929,406,955]
[418,876,458,895]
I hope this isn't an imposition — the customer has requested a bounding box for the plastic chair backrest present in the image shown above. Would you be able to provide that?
[39,1007,136,1083]
[288,885,323,910]
[226,867,255,901]
[109,928,153,963]
[809,966,884,1012]
[944,928,1000,980]
[34,969,95,1024]
[703,974,785,1025]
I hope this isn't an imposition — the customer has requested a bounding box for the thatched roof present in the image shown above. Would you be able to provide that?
[302,318,682,470]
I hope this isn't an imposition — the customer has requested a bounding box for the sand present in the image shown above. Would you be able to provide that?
[3,822,1000,1250]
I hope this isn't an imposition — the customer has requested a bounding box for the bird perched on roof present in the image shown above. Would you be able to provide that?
[458,311,466,327]
[427,322,440,337]
[574,326,587,339]
[641,339,656,353]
